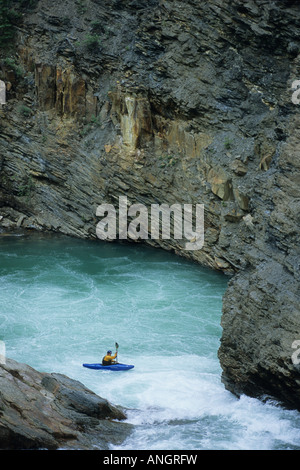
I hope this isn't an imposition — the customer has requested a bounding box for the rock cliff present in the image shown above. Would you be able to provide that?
[0,0,300,413]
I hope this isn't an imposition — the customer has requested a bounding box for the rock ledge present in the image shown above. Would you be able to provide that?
[0,358,132,450]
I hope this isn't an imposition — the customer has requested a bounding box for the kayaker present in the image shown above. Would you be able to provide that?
[102,349,118,366]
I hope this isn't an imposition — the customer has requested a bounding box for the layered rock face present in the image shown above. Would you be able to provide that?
[0,358,131,449]
[0,0,300,409]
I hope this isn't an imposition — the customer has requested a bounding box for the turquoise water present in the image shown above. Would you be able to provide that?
[1,233,300,450]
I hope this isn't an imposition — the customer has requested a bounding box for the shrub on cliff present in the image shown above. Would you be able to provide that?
[0,0,18,47]
[0,0,38,48]
[81,34,101,53]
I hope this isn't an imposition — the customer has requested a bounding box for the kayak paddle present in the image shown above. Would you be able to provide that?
[115,342,119,363]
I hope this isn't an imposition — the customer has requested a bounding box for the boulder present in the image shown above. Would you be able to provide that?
[0,358,132,449]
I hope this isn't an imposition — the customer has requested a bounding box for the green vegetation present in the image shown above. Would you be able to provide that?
[158,153,179,168]
[3,56,24,77]
[81,34,101,52]
[224,138,233,150]
[76,0,87,14]
[79,115,102,137]
[18,175,35,201]
[90,114,101,126]
[16,0,38,7]
[0,1,38,48]
[0,0,18,47]
[91,20,102,33]
[18,104,31,117]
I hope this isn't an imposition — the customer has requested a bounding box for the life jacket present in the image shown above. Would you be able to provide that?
[102,356,112,366]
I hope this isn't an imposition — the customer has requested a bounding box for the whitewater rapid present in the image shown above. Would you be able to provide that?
[1,234,300,450]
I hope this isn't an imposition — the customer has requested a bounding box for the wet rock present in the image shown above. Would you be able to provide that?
[219,260,300,410]
[0,358,132,449]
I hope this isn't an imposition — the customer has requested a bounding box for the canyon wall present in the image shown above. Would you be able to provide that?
[1,0,300,409]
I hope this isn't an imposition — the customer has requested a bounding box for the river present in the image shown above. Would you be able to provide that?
[1,233,300,450]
